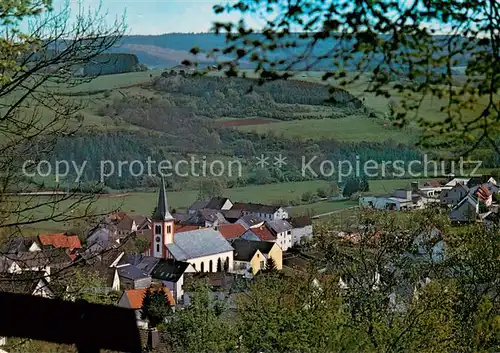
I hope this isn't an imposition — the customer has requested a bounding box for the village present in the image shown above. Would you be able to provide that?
[359,174,500,224]
[0,174,498,349]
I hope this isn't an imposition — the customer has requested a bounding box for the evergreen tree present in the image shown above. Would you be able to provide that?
[141,286,172,328]
[223,258,229,272]
[217,258,223,272]
[265,257,278,273]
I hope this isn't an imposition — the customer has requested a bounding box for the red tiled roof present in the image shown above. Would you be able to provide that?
[217,224,246,240]
[38,233,82,250]
[476,184,491,202]
[250,226,276,241]
[124,287,175,309]
[175,225,200,233]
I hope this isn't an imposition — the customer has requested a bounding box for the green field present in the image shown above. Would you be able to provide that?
[237,117,415,143]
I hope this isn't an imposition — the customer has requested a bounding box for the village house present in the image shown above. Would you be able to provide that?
[116,264,152,290]
[146,179,234,273]
[359,189,423,211]
[232,239,283,276]
[240,224,277,243]
[187,197,233,215]
[450,194,479,223]
[266,219,293,251]
[150,258,196,302]
[216,223,247,241]
[0,271,57,298]
[231,202,289,221]
[467,176,497,189]
[185,209,229,227]
[236,214,265,229]
[440,182,469,207]
[118,287,175,328]
[289,216,313,245]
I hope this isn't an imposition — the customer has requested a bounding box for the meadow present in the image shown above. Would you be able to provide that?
[237,116,415,143]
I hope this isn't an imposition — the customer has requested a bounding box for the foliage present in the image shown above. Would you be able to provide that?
[58,268,119,305]
[140,286,172,328]
[160,283,238,353]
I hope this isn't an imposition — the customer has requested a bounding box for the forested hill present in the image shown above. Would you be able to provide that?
[113,33,474,70]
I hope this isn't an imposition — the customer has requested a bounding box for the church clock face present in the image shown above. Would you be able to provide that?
[155,236,161,242]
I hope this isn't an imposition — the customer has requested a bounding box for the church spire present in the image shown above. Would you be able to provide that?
[153,178,174,221]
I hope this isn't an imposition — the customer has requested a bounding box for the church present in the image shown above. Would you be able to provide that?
[147,179,234,273]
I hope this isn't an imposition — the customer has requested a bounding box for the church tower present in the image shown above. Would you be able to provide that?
[151,178,175,258]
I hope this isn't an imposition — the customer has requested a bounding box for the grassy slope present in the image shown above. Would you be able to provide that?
[237,117,414,143]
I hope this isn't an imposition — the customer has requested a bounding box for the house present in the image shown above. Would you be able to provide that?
[440,183,469,207]
[187,200,209,215]
[1,237,41,255]
[450,194,479,222]
[472,183,493,206]
[116,265,152,290]
[467,176,497,189]
[360,189,419,211]
[231,202,288,220]
[240,224,276,242]
[38,233,82,260]
[289,216,313,245]
[147,178,235,273]
[220,209,242,223]
[232,239,283,276]
[205,197,233,211]
[0,271,56,298]
[266,219,293,251]
[84,227,114,257]
[118,287,175,328]
[150,258,196,302]
[0,248,72,276]
[185,209,229,227]
[132,215,152,236]
[444,177,471,187]
[236,214,265,229]
[119,254,160,276]
[216,223,246,241]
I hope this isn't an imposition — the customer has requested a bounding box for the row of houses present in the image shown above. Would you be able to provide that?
[359,175,500,223]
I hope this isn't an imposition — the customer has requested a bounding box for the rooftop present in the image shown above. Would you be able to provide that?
[151,259,192,283]
[231,202,281,214]
[217,223,246,240]
[232,239,276,262]
[167,228,234,261]
[123,287,175,309]
[39,233,81,250]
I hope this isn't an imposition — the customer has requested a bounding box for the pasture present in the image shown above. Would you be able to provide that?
[237,116,415,143]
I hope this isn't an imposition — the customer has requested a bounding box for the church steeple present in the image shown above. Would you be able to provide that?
[150,178,175,259]
[153,177,174,221]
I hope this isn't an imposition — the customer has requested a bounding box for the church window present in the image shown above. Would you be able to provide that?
[167,225,172,233]
[155,225,161,234]
[156,244,160,252]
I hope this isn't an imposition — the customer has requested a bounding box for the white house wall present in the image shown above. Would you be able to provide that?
[188,251,234,273]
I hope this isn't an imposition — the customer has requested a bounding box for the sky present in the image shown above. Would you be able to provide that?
[51,0,250,35]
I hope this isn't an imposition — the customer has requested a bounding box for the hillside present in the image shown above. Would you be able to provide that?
[113,33,474,71]
[25,71,422,192]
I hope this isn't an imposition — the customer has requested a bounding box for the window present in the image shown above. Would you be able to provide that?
[155,236,161,243]
[192,263,196,270]
[155,225,161,234]
[260,261,265,269]
[156,244,160,252]
[167,225,172,233]
[201,262,204,272]
[209,260,213,272]
[287,230,291,235]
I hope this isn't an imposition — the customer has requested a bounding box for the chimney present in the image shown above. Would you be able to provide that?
[411,181,419,192]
